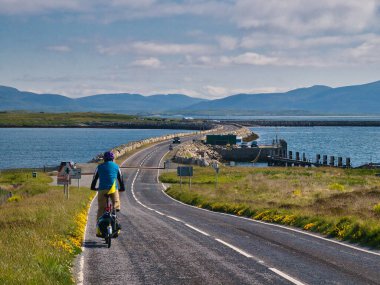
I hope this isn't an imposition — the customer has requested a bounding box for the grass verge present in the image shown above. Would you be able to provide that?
[0,170,94,284]
[160,166,380,249]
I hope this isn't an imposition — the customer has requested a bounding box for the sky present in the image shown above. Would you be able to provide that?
[1,0,380,99]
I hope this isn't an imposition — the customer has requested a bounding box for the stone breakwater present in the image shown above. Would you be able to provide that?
[228,120,380,127]
[90,125,224,162]
[172,126,255,166]
[0,121,215,130]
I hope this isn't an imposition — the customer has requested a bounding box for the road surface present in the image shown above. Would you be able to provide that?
[77,136,380,285]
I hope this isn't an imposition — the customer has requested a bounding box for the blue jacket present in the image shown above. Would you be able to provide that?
[91,161,125,191]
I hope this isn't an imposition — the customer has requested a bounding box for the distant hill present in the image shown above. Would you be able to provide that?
[177,81,380,115]
[1,81,380,115]
[0,86,206,114]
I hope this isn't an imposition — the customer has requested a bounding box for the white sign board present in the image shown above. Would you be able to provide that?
[71,168,82,179]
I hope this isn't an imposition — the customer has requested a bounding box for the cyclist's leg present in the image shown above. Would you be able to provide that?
[110,191,121,232]
[111,191,120,211]
[97,190,108,220]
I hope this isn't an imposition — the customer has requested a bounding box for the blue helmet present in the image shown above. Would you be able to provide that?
[103,151,115,161]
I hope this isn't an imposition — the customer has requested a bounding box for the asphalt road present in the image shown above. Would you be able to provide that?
[77,135,380,285]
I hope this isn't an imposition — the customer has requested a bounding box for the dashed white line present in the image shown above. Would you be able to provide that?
[167,215,182,222]
[128,142,308,285]
[215,238,253,258]
[154,210,165,216]
[269,268,306,285]
[184,224,210,236]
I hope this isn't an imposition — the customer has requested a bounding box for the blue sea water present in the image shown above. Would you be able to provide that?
[0,128,191,169]
[251,126,380,167]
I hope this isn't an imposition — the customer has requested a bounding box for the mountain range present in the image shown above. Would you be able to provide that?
[1,81,380,115]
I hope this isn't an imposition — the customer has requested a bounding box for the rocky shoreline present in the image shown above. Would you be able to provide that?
[0,121,215,130]
[91,125,224,162]
[229,120,380,127]
[172,126,255,166]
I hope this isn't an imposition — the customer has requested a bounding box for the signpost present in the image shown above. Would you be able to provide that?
[164,160,171,172]
[57,162,78,199]
[211,162,220,190]
[177,166,193,189]
[71,168,82,188]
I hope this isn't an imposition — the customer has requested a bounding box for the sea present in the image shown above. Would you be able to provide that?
[0,128,191,169]
[1,121,380,169]
[251,126,380,167]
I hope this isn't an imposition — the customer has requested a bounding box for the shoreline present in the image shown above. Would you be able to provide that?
[228,120,380,127]
[0,122,214,130]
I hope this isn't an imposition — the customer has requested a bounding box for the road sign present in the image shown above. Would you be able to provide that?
[57,162,74,186]
[71,168,82,179]
[177,166,193,177]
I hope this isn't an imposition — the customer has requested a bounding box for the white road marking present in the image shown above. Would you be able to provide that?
[126,136,310,285]
[77,192,97,285]
[269,268,306,285]
[127,139,309,284]
[167,215,182,222]
[184,224,210,236]
[160,181,380,258]
[215,238,253,258]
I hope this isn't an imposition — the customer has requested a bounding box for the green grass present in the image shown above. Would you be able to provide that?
[161,166,380,248]
[0,170,94,284]
[0,111,140,126]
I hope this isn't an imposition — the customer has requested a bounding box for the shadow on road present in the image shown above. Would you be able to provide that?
[84,241,108,249]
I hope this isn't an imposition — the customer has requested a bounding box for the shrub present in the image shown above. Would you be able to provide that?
[373,203,380,215]
[328,183,345,191]
[292,189,302,197]
[7,195,22,202]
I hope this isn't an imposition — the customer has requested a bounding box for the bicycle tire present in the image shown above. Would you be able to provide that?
[106,235,111,248]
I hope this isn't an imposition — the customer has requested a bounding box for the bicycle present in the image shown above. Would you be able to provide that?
[96,194,120,248]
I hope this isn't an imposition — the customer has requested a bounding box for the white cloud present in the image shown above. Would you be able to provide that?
[233,0,380,36]
[343,36,380,63]
[0,0,231,20]
[0,0,82,15]
[217,36,238,50]
[147,88,200,97]
[46,45,72,52]
[97,41,213,56]
[132,42,213,55]
[204,85,285,98]
[131,57,162,68]
[204,85,229,98]
[109,0,156,8]
[221,52,278,66]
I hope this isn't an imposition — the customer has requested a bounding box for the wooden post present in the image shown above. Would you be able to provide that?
[296,152,300,161]
[330,156,335,167]
[338,157,343,167]
[346,157,351,168]
[316,154,321,164]
[289,151,293,160]
[323,155,328,166]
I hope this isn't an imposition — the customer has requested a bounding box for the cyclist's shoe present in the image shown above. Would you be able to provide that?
[116,223,122,230]
[114,229,121,238]
[96,226,103,238]
[116,209,120,212]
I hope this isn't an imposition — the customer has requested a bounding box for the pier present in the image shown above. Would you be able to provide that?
[268,151,351,168]
[222,120,380,127]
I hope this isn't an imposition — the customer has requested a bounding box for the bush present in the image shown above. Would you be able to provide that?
[7,195,22,202]
[328,183,345,191]
[373,203,380,215]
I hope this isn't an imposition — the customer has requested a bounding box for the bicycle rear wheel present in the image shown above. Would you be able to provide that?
[105,235,111,248]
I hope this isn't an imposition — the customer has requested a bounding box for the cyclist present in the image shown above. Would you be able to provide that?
[90,151,125,236]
